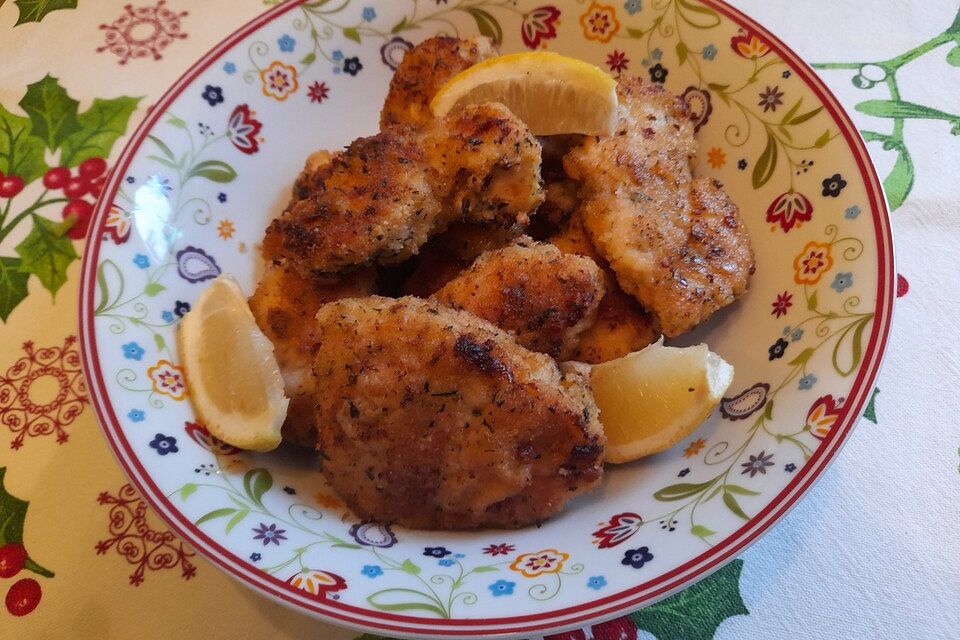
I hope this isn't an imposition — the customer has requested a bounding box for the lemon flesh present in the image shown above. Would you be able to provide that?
[179,275,288,452]
[430,51,618,136]
[591,342,734,464]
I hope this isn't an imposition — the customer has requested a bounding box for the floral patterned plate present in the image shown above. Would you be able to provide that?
[78,0,893,637]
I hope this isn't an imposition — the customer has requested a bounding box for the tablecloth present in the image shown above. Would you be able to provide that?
[1,1,957,638]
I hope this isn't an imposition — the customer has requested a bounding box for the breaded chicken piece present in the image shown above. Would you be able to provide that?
[401,222,526,297]
[312,296,604,529]
[432,238,604,359]
[248,263,376,446]
[565,78,755,336]
[263,103,544,275]
[291,149,338,201]
[550,213,659,363]
[381,36,497,129]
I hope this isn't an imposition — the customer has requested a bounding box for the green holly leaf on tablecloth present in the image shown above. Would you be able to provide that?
[14,215,78,297]
[0,467,53,577]
[0,103,48,185]
[60,96,141,167]
[12,0,77,26]
[0,257,30,322]
[630,559,748,640]
[18,75,80,151]
[863,387,880,424]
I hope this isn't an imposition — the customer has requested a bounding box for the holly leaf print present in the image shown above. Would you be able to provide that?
[60,96,141,167]
[0,103,48,184]
[630,559,748,640]
[0,257,30,322]
[0,468,53,577]
[863,387,880,424]
[13,0,77,26]
[19,75,80,151]
[14,215,78,296]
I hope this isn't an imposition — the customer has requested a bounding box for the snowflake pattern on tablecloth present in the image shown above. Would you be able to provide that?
[0,336,87,450]
[95,484,197,586]
[96,1,189,65]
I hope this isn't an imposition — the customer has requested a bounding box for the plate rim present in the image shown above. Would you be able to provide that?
[77,0,895,636]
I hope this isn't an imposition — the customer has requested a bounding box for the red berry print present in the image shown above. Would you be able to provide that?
[79,157,108,179]
[62,199,94,240]
[591,616,639,640]
[42,166,71,190]
[0,543,27,578]
[63,177,89,199]
[6,578,42,616]
[0,176,25,198]
[896,273,909,298]
[89,175,107,199]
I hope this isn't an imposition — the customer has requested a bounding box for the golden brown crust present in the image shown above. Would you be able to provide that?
[248,263,376,446]
[432,238,605,359]
[550,213,660,363]
[263,103,544,275]
[380,36,497,129]
[312,296,604,529]
[400,222,525,297]
[564,78,755,336]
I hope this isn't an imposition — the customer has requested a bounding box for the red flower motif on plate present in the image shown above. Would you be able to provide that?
[767,191,813,233]
[183,421,240,455]
[104,205,132,244]
[771,291,793,317]
[592,512,642,549]
[286,569,348,601]
[806,394,843,440]
[227,104,263,155]
[730,29,770,59]
[522,6,561,49]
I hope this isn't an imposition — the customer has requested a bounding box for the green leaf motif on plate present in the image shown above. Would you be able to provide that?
[343,26,361,43]
[196,507,237,526]
[465,7,502,45]
[0,467,53,577]
[18,75,80,151]
[723,491,750,520]
[0,103,48,184]
[13,0,76,26]
[243,468,273,507]
[631,559,748,640]
[187,159,238,183]
[60,96,141,166]
[143,282,165,296]
[0,257,30,322]
[14,214,78,297]
[751,133,777,189]
[400,559,421,575]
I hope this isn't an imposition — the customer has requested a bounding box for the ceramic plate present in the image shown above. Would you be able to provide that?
[78,0,894,637]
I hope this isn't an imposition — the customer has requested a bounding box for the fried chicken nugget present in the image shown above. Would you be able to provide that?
[248,263,376,446]
[380,36,497,129]
[401,222,526,297]
[550,213,660,363]
[263,103,544,275]
[564,78,755,336]
[432,238,604,359]
[312,296,605,529]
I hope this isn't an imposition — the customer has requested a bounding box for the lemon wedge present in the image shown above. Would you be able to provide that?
[430,51,618,136]
[179,275,288,452]
[590,341,734,464]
